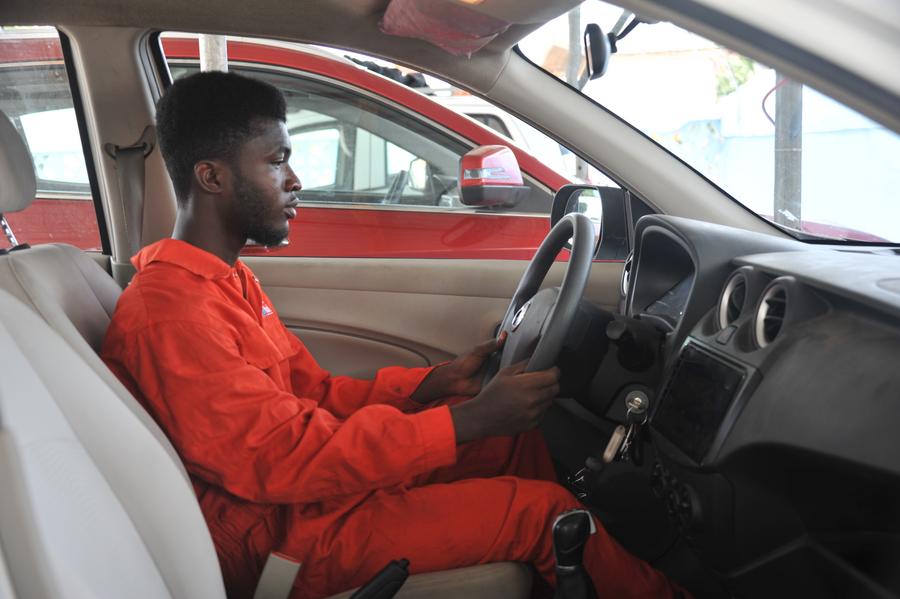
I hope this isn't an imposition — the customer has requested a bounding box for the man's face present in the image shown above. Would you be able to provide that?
[231,118,302,247]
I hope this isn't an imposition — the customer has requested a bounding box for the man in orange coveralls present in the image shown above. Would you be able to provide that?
[102,72,685,599]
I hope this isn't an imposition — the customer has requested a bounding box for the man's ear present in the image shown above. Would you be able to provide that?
[194,160,231,195]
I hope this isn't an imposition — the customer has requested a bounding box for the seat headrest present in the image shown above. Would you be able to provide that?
[0,110,37,215]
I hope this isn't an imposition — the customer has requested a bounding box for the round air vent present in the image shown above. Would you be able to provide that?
[621,251,634,297]
[717,271,747,329]
[755,283,787,348]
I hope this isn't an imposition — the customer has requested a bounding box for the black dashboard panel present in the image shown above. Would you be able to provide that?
[642,275,693,329]
[627,216,800,355]
[621,215,900,598]
[653,343,749,464]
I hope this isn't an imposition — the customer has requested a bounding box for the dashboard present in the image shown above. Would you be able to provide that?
[599,215,900,597]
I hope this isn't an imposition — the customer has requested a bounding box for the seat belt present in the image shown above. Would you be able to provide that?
[253,553,302,599]
[104,126,155,259]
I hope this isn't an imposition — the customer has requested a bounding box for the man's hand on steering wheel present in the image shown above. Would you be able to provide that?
[450,361,561,444]
[411,332,507,404]
[412,213,595,446]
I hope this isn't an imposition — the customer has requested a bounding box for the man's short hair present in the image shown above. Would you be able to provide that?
[156,71,287,202]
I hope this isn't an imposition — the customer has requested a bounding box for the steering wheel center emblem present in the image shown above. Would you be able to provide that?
[511,301,531,331]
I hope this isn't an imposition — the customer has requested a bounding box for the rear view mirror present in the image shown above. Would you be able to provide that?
[584,24,611,81]
[459,145,529,208]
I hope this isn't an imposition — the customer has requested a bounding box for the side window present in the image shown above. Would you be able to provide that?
[262,71,469,208]
[170,63,470,208]
[162,37,556,259]
[0,29,102,251]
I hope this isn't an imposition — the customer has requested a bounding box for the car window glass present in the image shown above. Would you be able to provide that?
[161,35,561,259]
[519,1,900,243]
[0,28,102,251]
[19,108,90,189]
[289,127,338,189]
[170,62,479,208]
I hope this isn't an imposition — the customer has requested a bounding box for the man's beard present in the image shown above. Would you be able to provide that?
[233,172,289,247]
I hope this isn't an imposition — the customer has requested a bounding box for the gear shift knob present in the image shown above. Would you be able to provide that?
[552,509,598,599]
[553,510,593,568]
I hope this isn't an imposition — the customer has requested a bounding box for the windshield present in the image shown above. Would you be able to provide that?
[519,1,900,243]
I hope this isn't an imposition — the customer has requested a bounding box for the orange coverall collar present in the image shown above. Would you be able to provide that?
[132,238,236,280]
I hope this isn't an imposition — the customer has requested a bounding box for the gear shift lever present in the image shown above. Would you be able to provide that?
[552,509,598,599]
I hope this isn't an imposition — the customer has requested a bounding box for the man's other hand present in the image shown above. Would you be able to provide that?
[410,332,506,404]
[449,361,561,445]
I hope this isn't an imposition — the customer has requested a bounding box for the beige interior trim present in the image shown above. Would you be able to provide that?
[0,534,15,599]
[289,327,429,376]
[61,26,177,271]
[88,251,113,276]
[246,257,623,374]
[328,562,532,599]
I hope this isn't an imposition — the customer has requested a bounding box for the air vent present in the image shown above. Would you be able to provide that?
[717,272,747,329]
[755,284,787,348]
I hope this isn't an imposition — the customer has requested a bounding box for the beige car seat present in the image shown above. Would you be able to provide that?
[0,110,531,598]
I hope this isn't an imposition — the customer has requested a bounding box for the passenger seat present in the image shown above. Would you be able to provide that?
[0,110,532,598]
[0,111,187,475]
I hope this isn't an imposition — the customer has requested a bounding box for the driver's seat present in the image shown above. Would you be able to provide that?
[0,111,532,598]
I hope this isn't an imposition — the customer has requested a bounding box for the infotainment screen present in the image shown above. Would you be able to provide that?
[654,344,746,463]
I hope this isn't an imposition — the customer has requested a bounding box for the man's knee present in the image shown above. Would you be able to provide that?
[517,479,582,517]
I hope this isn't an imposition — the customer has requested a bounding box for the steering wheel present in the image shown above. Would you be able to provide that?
[484,212,596,381]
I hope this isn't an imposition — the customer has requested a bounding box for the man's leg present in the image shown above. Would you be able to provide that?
[282,476,682,599]
[417,427,557,485]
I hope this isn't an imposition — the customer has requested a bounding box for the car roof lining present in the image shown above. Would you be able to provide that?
[0,0,563,92]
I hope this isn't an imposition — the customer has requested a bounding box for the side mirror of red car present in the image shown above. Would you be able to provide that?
[459,145,529,208]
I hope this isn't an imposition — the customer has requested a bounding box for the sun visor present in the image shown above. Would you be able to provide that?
[379,0,511,57]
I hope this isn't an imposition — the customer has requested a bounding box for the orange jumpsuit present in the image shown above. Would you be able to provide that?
[102,238,683,599]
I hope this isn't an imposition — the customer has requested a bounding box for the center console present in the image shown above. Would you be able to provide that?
[653,342,757,466]
[648,340,760,568]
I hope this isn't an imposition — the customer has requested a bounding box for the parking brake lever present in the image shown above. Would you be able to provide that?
[349,558,410,599]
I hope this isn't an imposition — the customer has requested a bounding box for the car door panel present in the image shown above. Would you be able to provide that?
[288,328,430,377]
[245,256,623,377]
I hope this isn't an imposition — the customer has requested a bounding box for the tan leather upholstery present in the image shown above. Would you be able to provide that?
[0,111,35,214]
[329,562,533,599]
[0,244,188,476]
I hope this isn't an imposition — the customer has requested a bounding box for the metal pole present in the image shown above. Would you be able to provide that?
[566,8,590,182]
[199,35,228,72]
[566,8,581,85]
[773,75,802,227]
